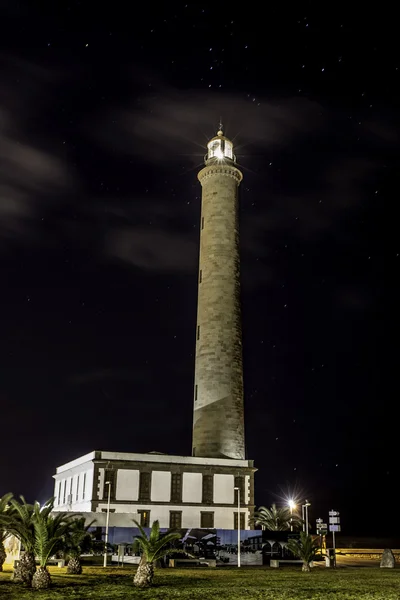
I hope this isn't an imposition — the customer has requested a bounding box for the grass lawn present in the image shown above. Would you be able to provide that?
[1,565,399,599]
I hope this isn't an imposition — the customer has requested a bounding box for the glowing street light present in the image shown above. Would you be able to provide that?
[288,499,296,531]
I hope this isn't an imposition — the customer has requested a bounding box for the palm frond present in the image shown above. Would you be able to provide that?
[5,497,36,551]
[132,519,188,564]
[147,532,181,562]
[287,531,320,564]
[0,493,13,514]
[254,503,303,531]
[32,504,74,567]
[149,520,160,545]
[63,517,96,558]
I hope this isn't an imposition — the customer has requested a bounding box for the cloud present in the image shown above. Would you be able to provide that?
[88,71,329,274]
[91,72,324,168]
[0,111,69,241]
[107,227,197,271]
[0,60,73,243]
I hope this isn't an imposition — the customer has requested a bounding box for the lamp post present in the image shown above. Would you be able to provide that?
[288,499,296,532]
[103,481,111,567]
[234,486,241,568]
[302,500,311,535]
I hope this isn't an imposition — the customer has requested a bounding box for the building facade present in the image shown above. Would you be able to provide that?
[193,128,245,460]
[53,450,256,530]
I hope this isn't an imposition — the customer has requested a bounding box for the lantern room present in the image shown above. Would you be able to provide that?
[205,129,236,163]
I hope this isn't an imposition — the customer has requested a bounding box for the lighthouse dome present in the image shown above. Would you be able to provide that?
[205,128,235,163]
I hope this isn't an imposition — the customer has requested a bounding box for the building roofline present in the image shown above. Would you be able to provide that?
[54,450,254,473]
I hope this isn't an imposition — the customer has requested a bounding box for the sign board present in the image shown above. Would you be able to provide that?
[329,525,341,532]
[329,516,340,524]
[316,518,323,524]
[329,510,339,516]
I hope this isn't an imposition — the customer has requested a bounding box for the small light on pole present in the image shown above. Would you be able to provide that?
[288,499,296,532]
[103,481,112,567]
[234,486,241,568]
[302,500,311,535]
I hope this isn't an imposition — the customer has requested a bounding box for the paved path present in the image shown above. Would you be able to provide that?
[336,555,382,568]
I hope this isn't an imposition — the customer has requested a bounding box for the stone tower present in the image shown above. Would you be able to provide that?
[192,128,245,460]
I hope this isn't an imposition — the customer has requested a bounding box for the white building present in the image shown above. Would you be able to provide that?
[53,450,256,530]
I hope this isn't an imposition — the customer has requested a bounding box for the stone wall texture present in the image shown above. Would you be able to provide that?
[192,162,245,460]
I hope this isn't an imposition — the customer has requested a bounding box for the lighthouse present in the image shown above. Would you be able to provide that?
[192,127,245,460]
[52,126,256,534]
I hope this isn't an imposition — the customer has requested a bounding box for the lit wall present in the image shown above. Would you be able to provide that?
[214,473,234,504]
[95,503,249,529]
[182,472,202,502]
[116,469,139,501]
[151,471,171,502]
[53,463,94,512]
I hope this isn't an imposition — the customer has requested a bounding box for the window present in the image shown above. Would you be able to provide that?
[199,269,202,283]
[171,473,182,503]
[202,474,214,504]
[57,481,61,505]
[234,512,246,530]
[70,478,73,494]
[82,472,86,500]
[200,512,214,528]
[63,480,66,504]
[194,385,198,401]
[138,510,150,528]
[169,511,182,529]
[104,469,115,499]
[197,326,200,340]
[201,216,204,229]
[139,472,151,502]
[234,476,245,504]
[76,475,79,501]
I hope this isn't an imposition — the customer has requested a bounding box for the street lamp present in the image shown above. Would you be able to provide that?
[103,481,111,567]
[234,486,241,568]
[288,499,296,532]
[302,500,311,535]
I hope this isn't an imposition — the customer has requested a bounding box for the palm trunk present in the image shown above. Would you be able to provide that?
[133,559,154,587]
[32,566,52,589]
[302,561,311,572]
[13,551,36,585]
[0,541,6,571]
[67,556,82,574]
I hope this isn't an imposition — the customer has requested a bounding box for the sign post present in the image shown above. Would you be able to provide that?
[316,518,327,554]
[328,510,340,567]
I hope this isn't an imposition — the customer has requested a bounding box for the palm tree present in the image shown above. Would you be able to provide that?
[132,520,189,588]
[287,531,320,572]
[0,493,13,571]
[4,496,45,585]
[31,503,75,589]
[63,517,96,574]
[254,504,303,531]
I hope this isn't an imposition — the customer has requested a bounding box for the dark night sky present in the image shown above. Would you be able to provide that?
[0,4,397,536]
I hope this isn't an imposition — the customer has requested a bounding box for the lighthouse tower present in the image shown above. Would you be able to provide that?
[52,126,256,534]
[192,127,245,460]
